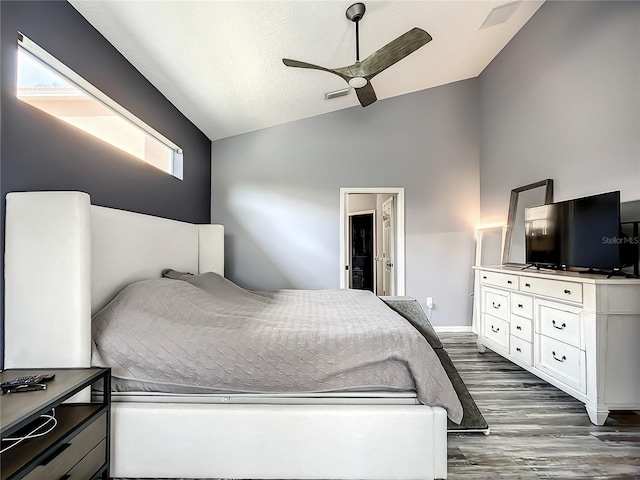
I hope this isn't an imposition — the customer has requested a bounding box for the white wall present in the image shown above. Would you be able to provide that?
[212,79,480,327]
[348,194,377,213]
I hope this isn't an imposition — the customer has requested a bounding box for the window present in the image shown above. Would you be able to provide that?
[17,32,183,179]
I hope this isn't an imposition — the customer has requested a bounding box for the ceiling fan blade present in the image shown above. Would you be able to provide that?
[283,58,330,71]
[353,27,432,79]
[355,82,377,107]
[283,58,352,83]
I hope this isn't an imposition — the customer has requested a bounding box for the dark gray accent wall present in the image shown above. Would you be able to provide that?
[479,1,640,224]
[212,79,480,327]
[1,1,211,222]
[1,0,212,366]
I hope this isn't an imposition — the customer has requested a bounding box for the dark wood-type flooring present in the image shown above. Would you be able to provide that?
[441,332,640,480]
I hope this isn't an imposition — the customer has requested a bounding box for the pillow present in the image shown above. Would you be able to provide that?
[161,268,193,280]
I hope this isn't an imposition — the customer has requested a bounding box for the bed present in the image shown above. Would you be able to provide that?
[4,191,457,480]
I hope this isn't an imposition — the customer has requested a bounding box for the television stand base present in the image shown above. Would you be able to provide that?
[577,268,632,279]
[522,264,566,272]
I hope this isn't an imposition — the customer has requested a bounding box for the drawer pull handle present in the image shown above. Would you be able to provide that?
[524,283,531,288]
[482,276,487,280]
[492,302,501,309]
[552,351,567,363]
[516,347,522,352]
[516,326,522,330]
[517,303,524,308]
[507,280,513,284]
[552,320,567,330]
[491,325,500,333]
[564,289,571,295]
[40,442,71,466]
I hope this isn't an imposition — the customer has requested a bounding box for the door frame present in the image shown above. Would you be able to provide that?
[348,209,377,292]
[339,187,405,295]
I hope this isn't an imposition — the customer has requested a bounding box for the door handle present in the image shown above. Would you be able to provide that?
[386,262,394,267]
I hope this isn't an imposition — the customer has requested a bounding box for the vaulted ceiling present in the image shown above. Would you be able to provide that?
[69,1,544,141]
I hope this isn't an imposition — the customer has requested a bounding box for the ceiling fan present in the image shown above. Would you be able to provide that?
[283,3,432,108]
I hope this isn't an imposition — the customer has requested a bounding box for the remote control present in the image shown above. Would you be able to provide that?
[4,383,47,393]
[1,374,55,389]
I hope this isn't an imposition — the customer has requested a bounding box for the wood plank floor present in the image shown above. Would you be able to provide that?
[441,332,640,480]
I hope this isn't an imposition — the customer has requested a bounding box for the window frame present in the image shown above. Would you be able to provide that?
[17,32,184,180]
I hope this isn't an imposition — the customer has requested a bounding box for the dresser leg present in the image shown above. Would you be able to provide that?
[477,342,486,353]
[586,406,609,426]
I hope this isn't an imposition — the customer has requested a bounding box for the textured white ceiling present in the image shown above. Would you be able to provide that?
[69,0,544,141]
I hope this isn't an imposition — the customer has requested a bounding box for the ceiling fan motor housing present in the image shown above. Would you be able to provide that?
[346,3,366,22]
[283,2,431,108]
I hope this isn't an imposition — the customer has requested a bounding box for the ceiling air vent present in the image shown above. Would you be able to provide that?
[324,88,350,100]
[480,1,521,29]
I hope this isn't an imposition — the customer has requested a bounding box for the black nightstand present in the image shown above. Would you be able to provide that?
[0,368,110,480]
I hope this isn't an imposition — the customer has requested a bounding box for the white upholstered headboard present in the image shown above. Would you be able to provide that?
[4,191,224,369]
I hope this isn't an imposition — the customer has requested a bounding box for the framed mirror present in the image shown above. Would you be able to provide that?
[502,179,554,266]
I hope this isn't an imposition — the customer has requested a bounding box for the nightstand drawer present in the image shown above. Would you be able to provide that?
[66,439,106,480]
[23,414,106,480]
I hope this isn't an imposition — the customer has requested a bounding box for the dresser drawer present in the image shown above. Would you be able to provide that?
[520,276,583,303]
[483,315,509,351]
[511,315,533,342]
[538,303,581,348]
[479,271,519,290]
[511,293,533,319]
[483,289,510,321]
[23,414,106,480]
[537,335,586,393]
[510,336,533,366]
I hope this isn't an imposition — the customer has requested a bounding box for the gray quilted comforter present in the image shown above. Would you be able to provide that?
[91,272,463,423]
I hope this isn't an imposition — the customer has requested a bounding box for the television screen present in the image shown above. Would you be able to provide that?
[525,204,561,267]
[563,191,620,270]
[525,191,621,271]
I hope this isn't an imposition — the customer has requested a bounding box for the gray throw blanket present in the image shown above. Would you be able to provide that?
[91,272,463,423]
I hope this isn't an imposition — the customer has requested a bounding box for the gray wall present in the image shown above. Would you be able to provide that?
[213,0,638,327]
[479,0,640,225]
[212,79,480,327]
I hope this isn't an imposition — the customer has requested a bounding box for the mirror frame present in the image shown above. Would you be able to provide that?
[502,179,554,266]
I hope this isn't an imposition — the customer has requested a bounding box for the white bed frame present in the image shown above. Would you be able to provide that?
[4,191,448,480]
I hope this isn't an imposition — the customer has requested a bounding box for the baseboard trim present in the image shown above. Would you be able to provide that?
[433,326,473,333]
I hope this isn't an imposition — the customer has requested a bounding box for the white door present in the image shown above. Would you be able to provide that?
[382,197,395,296]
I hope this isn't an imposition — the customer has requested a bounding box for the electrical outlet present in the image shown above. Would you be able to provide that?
[426,297,433,309]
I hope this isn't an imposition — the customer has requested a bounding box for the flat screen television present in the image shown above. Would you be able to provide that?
[525,191,621,271]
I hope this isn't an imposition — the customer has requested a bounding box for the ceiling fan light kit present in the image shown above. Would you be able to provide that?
[348,77,368,88]
[283,2,432,108]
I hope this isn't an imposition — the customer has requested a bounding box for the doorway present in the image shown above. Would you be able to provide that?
[340,188,405,296]
[349,211,375,292]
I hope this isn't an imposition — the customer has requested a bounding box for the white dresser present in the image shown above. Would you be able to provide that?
[473,266,640,425]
